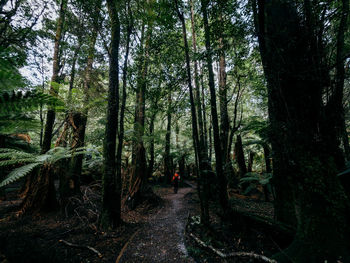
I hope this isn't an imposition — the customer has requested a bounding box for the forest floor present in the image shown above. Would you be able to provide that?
[118,185,196,263]
[0,180,285,263]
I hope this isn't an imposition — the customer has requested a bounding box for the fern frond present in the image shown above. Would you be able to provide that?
[0,150,34,159]
[0,162,41,188]
[0,158,36,167]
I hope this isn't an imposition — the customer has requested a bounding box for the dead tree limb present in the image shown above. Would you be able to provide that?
[188,232,277,263]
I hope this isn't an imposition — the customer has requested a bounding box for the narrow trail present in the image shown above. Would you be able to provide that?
[118,186,196,263]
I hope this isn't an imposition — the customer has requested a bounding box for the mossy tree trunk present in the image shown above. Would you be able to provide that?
[253,0,350,261]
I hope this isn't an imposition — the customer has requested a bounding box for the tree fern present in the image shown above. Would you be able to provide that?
[0,147,88,188]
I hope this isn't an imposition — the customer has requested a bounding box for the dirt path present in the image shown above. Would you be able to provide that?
[118,186,196,263]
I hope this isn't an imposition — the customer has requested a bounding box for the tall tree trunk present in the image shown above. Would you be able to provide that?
[101,0,121,229]
[247,151,254,173]
[200,0,229,215]
[234,134,246,178]
[335,0,350,162]
[200,65,209,154]
[254,0,350,261]
[175,0,209,224]
[41,0,67,154]
[128,2,153,205]
[334,0,349,160]
[21,0,67,214]
[217,1,231,180]
[69,10,100,191]
[117,3,132,192]
[164,91,172,184]
[189,0,206,154]
[58,41,81,205]
[147,113,155,179]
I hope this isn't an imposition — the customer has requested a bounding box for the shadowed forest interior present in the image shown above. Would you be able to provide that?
[1,0,350,262]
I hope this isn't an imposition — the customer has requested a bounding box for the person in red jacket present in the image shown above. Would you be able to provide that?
[172,172,180,193]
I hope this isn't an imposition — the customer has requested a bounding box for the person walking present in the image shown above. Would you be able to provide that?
[172,171,180,193]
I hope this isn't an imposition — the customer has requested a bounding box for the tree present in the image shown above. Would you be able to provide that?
[21,0,67,213]
[101,0,121,229]
[253,0,350,261]
[200,0,230,216]
[175,0,210,224]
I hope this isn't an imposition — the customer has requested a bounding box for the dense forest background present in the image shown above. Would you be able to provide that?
[0,0,350,262]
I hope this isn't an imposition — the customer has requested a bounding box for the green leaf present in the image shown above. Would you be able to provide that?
[0,162,41,188]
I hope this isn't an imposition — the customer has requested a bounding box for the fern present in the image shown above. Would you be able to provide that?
[0,162,41,187]
[239,172,272,186]
[0,147,88,188]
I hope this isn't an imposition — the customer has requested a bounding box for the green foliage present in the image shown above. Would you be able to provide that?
[240,172,272,185]
[239,172,272,195]
[0,147,87,188]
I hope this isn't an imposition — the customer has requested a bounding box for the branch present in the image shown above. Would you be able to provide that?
[188,232,277,263]
[115,230,140,263]
[59,239,102,258]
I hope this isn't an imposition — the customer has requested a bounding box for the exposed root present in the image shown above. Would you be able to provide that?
[188,232,277,263]
[59,239,102,258]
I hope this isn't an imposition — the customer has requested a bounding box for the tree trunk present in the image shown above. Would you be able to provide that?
[189,0,206,154]
[247,151,254,173]
[147,113,155,179]
[175,0,209,224]
[334,0,349,161]
[234,134,246,179]
[254,0,350,261]
[57,42,81,205]
[263,143,272,173]
[200,0,229,216]
[21,0,67,213]
[69,15,99,192]
[200,65,209,154]
[128,2,153,206]
[164,91,172,184]
[217,1,231,187]
[101,0,121,229]
[116,0,132,200]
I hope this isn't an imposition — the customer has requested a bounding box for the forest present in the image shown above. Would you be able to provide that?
[0,0,350,262]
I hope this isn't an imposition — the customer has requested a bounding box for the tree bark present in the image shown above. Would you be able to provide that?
[128,1,153,205]
[200,0,230,216]
[175,0,209,224]
[147,113,156,179]
[247,151,254,173]
[254,0,350,261]
[69,15,99,193]
[189,0,206,154]
[164,91,172,184]
[335,0,350,161]
[117,1,132,193]
[234,134,246,178]
[101,0,121,229]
